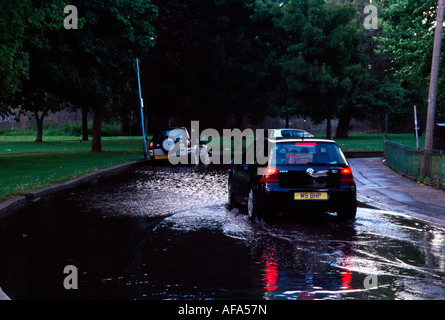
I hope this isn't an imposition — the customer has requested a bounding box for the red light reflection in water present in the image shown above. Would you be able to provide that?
[263,247,278,291]
[341,270,352,290]
[262,245,353,297]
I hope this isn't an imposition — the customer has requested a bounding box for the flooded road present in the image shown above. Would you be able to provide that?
[0,164,445,300]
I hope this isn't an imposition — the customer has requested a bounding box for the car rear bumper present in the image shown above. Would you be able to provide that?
[257,183,356,213]
[149,148,191,160]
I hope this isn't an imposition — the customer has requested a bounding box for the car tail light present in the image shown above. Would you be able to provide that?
[149,142,154,149]
[295,142,317,146]
[341,167,354,183]
[187,140,191,147]
[259,167,279,183]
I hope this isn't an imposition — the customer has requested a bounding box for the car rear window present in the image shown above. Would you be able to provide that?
[154,128,189,140]
[270,129,305,138]
[271,142,346,165]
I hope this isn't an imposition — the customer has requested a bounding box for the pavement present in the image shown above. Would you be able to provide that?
[349,157,445,227]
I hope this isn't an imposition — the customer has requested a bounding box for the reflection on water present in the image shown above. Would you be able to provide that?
[0,164,445,300]
[263,248,278,291]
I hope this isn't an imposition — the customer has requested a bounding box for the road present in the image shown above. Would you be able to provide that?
[0,163,445,300]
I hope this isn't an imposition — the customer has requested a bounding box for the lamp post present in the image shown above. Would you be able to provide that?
[136,58,148,160]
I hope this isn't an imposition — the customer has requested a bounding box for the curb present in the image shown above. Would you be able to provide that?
[0,160,148,218]
[0,196,27,219]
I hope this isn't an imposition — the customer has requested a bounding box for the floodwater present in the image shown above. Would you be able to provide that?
[0,164,445,300]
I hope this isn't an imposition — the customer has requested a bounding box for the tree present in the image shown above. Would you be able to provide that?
[44,0,157,152]
[253,0,366,138]
[377,0,445,116]
[18,88,65,142]
[0,1,28,114]
[143,0,268,131]
[0,0,67,117]
[1,0,71,141]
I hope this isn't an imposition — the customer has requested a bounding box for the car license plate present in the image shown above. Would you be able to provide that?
[155,155,169,160]
[294,192,328,200]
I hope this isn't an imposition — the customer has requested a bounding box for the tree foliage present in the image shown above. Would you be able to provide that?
[377,0,444,116]
[143,0,267,130]
[253,0,367,137]
[0,0,69,115]
[2,0,436,143]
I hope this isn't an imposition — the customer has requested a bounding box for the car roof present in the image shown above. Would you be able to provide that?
[158,126,188,130]
[270,128,306,131]
[269,128,309,133]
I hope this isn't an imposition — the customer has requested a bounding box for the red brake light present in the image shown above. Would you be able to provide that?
[259,167,279,183]
[149,142,154,149]
[341,167,354,183]
[187,140,191,147]
[295,142,317,146]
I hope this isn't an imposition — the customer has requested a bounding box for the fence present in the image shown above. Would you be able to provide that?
[384,139,445,190]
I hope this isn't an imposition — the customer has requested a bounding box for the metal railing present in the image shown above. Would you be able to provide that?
[384,139,445,190]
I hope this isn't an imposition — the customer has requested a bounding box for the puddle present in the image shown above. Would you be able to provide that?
[0,165,444,300]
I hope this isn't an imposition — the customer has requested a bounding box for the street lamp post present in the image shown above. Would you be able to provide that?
[136,58,148,160]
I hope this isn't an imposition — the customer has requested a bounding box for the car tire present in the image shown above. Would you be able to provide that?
[337,196,357,222]
[228,179,235,210]
[247,188,262,221]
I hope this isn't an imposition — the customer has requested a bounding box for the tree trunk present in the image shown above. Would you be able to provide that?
[326,117,333,140]
[335,114,352,138]
[91,109,104,153]
[424,0,445,177]
[81,107,89,141]
[34,111,44,143]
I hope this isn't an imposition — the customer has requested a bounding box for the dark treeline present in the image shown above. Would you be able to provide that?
[0,0,440,150]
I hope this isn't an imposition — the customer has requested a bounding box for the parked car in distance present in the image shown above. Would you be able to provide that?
[149,126,210,164]
[228,138,357,221]
[149,127,191,161]
[268,128,314,140]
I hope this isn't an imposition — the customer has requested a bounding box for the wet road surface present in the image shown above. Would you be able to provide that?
[0,164,445,300]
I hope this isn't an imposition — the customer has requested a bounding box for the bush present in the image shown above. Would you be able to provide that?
[57,121,124,136]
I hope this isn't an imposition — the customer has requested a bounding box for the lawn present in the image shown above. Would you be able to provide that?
[0,136,148,200]
[205,133,420,152]
[317,133,424,151]
[0,136,146,154]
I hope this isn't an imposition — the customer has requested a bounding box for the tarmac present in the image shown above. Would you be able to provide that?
[0,156,445,300]
[349,157,445,227]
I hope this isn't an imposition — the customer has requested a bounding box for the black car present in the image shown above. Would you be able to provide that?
[228,139,357,221]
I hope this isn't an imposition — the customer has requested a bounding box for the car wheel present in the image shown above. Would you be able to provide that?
[337,197,357,222]
[248,188,261,221]
[228,179,235,210]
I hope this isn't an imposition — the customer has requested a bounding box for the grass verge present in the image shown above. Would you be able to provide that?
[0,136,147,200]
